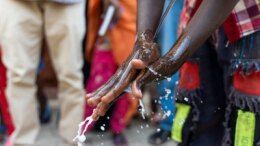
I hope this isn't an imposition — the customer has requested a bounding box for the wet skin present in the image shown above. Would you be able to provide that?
[86,30,161,120]
[86,0,239,120]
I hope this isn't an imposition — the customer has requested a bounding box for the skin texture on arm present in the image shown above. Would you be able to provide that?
[131,0,239,98]
[86,0,165,120]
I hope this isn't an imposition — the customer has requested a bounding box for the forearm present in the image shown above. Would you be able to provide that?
[137,0,165,36]
[141,0,239,83]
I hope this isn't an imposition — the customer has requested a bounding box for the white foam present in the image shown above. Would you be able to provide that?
[73,116,93,146]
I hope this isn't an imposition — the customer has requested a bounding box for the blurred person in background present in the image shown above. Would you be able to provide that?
[148,0,183,145]
[171,0,260,145]
[0,43,54,143]
[0,0,86,145]
[0,50,14,142]
[170,0,227,145]
[85,0,137,145]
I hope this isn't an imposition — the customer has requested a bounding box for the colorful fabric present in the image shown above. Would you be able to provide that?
[223,0,260,42]
[86,0,137,65]
[179,61,200,90]
[172,103,191,143]
[0,51,14,135]
[179,0,260,42]
[157,0,183,132]
[233,70,260,96]
[235,110,256,146]
[85,44,128,133]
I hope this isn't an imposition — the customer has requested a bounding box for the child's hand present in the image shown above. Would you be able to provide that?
[86,30,160,120]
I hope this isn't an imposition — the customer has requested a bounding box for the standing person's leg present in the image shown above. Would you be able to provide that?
[220,30,260,146]
[43,2,85,143]
[0,53,14,136]
[0,0,42,145]
[172,41,226,146]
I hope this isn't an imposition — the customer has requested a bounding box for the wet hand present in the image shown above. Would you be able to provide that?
[86,30,160,120]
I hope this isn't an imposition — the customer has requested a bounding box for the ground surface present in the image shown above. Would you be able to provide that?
[0,99,177,146]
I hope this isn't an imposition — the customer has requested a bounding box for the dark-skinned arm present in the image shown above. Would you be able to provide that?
[131,0,239,98]
[86,0,165,120]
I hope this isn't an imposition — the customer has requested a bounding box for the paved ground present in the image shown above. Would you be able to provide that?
[0,99,177,146]
[0,120,177,146]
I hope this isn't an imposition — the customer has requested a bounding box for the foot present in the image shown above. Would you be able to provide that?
[113,133,128,146]
[148,129,171,145]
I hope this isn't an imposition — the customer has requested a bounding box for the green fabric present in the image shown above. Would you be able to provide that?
[235,110,256,146]
[172,103,191,142]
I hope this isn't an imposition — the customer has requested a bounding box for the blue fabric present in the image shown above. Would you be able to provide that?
[156,0,183,132]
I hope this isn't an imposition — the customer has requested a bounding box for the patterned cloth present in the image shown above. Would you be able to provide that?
[179,0,260,43]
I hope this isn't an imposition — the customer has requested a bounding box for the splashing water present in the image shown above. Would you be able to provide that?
[139,99,146,119]
[184,97,189,102]
[163,110,172,119]
[73,116,93,146]
[164,88,171,98]
[100,125,105,131]
[147,66,172,82]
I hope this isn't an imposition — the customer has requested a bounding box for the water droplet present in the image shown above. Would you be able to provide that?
[184,97,189,102]
[100,126,105,131]
[74,116,93,146]
[78,135,86,143]
[166,110,171,117]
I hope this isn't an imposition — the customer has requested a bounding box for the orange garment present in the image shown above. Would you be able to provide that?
[86,0,137,65]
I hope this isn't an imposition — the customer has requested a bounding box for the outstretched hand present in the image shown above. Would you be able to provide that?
[86,30,160,120]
